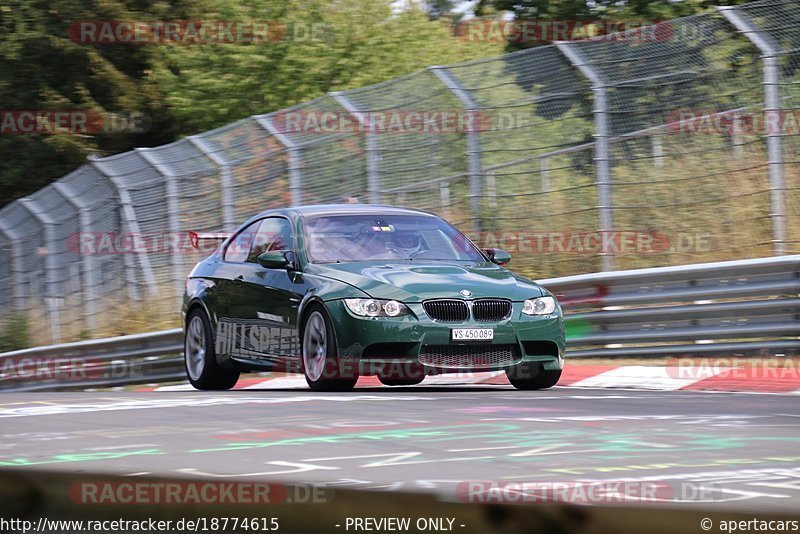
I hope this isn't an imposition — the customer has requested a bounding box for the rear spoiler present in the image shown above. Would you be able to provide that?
[188,231,232,250]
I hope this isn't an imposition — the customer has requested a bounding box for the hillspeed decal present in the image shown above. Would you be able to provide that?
[215,318,297,358]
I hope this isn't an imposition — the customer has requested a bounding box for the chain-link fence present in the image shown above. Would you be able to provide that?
[1,0,798,343]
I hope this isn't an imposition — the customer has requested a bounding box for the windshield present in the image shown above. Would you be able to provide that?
[303,214,485,263]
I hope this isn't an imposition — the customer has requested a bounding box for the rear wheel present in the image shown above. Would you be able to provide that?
[302,306,357,392]
[184,309,239,390]
[506,362,561,390]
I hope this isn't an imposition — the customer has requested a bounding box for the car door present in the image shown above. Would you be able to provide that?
[227,217,310,365]
[213,219,260,359]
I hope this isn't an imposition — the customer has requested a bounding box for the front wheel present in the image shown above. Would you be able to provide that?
[302,306,357,392]
[506,362,561,390]
[184,309,240,390]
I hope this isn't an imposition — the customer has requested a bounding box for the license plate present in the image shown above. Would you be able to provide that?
[451,328,494,341]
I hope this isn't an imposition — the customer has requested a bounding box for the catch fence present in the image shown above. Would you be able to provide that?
[1,0,798,342]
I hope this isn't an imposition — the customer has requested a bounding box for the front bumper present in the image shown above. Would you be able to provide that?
[325,299,565,374]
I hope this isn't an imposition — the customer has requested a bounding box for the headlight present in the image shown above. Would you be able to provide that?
[522,296,557,316]
[344,298,409,317]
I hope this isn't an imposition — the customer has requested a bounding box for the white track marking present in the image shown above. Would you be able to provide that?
[0,395,433,418]
[570,365,728,390]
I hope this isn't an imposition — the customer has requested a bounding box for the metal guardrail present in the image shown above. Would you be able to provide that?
[0,329,183,392]
[541,254,800,358]
[0,255,798,391]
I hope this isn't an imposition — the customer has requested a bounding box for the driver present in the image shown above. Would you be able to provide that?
[388,232,423,258]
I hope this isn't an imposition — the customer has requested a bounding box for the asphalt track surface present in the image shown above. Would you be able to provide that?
[1,385,799,512]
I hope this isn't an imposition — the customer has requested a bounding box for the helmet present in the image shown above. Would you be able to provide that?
[389,232,422,258]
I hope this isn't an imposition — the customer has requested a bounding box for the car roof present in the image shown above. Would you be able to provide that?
[254,204,437,219]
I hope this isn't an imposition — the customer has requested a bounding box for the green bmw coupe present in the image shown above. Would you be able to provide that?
[182,205,565,391]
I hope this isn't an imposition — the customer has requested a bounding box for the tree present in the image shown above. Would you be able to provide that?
[475,0,755,51]
[0,0,502,206]
[0,0,183,205]
[151,0,501,134]
[425,0,456,20]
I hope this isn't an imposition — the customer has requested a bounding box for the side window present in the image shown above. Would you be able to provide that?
[246,218,293,263]
[223,221,260,263]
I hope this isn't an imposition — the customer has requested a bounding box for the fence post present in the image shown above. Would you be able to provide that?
[429,66,483,234]
[89,157,158,300]
[486,171,498,208]
[652,135,664,168]
[555,41,614,271]
[719,6,786,256]
[255,115,303,206]
[732,112,744,160]
[18,198,61,342]
[54,182,96,331]
[136,148,185,304]
[330,92,381,204]
[540,158,550,192]
[440,182,451,219]
[0,214,26,313]
[188,136,236,231]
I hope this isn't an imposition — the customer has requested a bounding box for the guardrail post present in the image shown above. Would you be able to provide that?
[719,6,786,256]
[54,182,96,331]
[18,198,61,342]
[555,41,614,271]
[429,66,483,234]
[255,116,303,206]
[89,157,157,301]
[0,214,26,313]
[330,92,381,204]
[137,149,185,305]
[188,136,237,231]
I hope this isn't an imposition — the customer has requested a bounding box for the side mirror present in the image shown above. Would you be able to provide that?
[484,248,511,266]
[257,250,293,269]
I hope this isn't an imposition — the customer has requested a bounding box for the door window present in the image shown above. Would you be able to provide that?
[246,218,293,263]
[223,220,260,263]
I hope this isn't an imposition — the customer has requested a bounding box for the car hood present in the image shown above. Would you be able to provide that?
[305,261,545,302]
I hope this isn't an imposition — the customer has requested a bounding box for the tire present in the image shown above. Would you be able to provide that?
[506,362,562,390]
[301,305,357,392]
[377,375,425,387]
[184,308,240,390]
